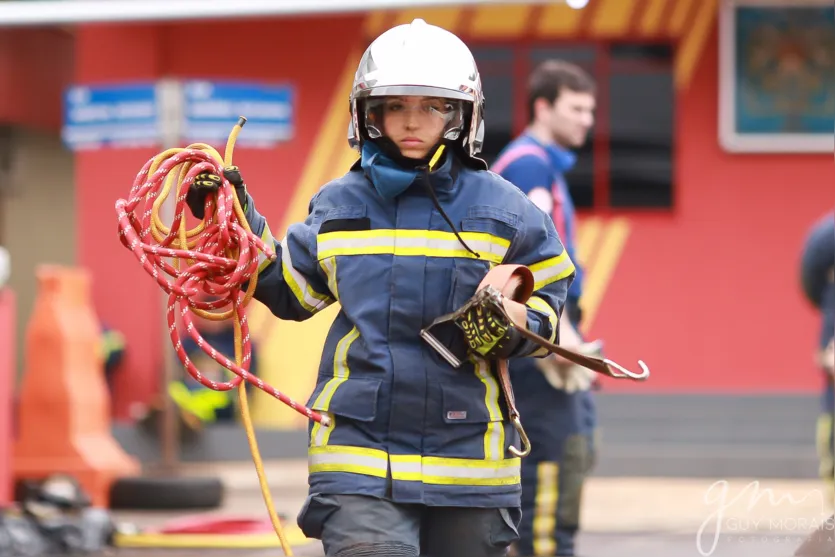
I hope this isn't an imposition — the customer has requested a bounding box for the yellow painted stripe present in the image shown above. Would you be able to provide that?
[639,0,667,36]
[575,217,602,267]
[668,0,694,36]
[363,10,389,38]
[579,218,630,335]
[278,52,360,237]
[675,0,718,89]
[251,48,361,428]
[590,0,637,37]
[536,3,583,37]
[247,299,271,342]
[391,7,463,30]
[469,5,532,37]
[323,123,361,183]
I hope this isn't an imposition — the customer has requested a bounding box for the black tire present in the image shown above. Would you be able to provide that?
[109,475,224,510]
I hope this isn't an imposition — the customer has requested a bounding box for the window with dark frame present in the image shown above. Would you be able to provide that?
[472,42,675,211]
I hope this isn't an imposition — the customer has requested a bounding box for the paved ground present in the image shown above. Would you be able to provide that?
[108,460,835,557]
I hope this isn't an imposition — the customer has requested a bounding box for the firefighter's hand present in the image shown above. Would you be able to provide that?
[458,304,520,360]
[553,317,583,365]
[185,166,247,220]
[536,339,603,393]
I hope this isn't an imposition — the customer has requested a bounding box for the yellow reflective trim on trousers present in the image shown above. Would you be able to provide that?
[316,229,510,264]
[319,256,339,301]
[529,252,575,291]
[308,445,388,478]
[390,455,521,486]
[533,462,560,556]
[527,295,558,357]
[475,360,504,461]
[309,326,360,447]
[279,236,334,314]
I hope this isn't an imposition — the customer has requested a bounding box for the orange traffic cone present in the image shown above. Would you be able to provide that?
[13,265,140,507]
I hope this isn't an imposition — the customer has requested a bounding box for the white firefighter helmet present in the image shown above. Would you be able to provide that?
[347,18,485,162]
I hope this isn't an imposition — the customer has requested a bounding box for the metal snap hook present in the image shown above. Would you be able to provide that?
[604,358,650,380]
[507,415,531,458]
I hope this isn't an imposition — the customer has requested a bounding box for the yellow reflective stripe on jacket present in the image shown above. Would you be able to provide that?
[529,252,575,291]
[319,256,339,301]
[309,326,360,447]
[390,454,521,486]
[474,360,504,461]
[279,236,334,314]
[257,221,275,273]
[317,229,510,264]
[308,445,388,478]
[526,295,558,357]
[308,446,521,487]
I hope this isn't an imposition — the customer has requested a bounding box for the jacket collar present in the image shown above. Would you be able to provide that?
[351,142,459,197]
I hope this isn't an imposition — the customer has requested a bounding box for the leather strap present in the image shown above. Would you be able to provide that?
[480,264,647,379]
[478,265,535,457]
[474,264,649,457]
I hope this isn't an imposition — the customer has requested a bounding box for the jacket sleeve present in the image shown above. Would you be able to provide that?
[505,195,576,359]
[242,191,336,322]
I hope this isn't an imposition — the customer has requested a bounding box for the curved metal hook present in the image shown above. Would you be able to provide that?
[508,416,532,458]
[603,358,650,380]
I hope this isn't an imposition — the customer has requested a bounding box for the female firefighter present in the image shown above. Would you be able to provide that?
[185,19,575,557]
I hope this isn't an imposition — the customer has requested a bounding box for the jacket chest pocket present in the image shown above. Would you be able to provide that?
[452,205,521,310]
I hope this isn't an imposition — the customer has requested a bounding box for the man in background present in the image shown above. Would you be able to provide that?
[492,59,600,557]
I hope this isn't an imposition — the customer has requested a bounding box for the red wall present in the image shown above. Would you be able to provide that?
[44,13,835,419]
[590,23,834,393]
[0,29,73,131]
[74,17,364,419]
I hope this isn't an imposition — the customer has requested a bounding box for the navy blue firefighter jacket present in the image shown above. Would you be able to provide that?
[243,150,575,508]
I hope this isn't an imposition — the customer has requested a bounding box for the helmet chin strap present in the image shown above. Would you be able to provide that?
[372,136,446,169]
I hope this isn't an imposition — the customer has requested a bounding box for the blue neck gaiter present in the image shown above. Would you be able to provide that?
[360,141,421,200]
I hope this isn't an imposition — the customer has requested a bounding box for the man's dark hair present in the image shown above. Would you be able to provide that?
[527,60,596,123]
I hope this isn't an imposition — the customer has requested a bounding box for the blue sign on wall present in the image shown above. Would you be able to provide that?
[62,82,161,150]
[182,80,294,147]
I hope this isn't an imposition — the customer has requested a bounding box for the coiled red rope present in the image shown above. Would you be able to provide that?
[114,120,329,427]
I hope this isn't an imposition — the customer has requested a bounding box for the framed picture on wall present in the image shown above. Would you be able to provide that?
[718,0,834,153]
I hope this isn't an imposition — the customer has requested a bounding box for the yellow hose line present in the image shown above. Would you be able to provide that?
[148,117,293,556]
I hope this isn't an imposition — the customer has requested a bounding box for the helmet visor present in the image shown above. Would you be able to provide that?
[363,96,465,142]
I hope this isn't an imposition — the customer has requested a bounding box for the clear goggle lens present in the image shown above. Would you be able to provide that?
[363,97,464,141]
